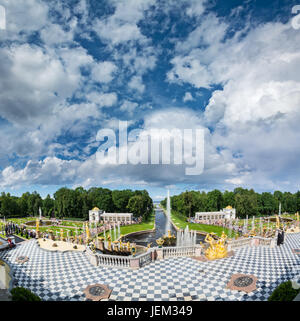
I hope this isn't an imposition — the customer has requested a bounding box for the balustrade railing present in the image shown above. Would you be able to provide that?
[97,253,131,268]
[162,246,198,258]
[227,238,252,249]
[138,251,152,267]
[227,236,275,249]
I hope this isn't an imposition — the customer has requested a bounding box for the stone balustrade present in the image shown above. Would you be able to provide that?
[97,254,131,268]
[86,244,202,269]
[227,236,276,250]
[160,245,202,259]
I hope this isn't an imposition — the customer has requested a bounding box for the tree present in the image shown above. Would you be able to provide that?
[207,189,223,211]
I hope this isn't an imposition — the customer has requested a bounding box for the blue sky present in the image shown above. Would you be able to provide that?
[0,0,300,200]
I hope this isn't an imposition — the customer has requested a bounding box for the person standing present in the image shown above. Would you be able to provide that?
[277,229,282,246]
[280,228,285,245]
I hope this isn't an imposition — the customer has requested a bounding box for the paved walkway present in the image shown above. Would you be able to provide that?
[0,233,299,301]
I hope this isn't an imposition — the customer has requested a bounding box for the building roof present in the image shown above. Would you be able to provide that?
[91,207,100,211]
[101,213,132,216]
[225,205,233,209]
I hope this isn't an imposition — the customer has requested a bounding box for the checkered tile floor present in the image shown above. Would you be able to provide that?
[0,233,299,301]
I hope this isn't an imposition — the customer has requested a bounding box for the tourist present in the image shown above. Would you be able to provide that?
[280,229,285,245]
[277,229,282,246]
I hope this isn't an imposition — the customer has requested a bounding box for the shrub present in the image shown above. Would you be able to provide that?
[268,281,300,301]
[11,287,41,301]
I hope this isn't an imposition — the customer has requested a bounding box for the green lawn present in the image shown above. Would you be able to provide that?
[170,209,234,237]
[99,212,155,241]
[0,219,83,239]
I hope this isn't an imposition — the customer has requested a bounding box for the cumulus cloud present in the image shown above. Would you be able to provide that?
[93,0,155,45]
[91,61,117,83]
[183,92,194,102]
[87,92,118,107]
[128,75,145,93]
[168,16,300,190]
[1,0,300,194]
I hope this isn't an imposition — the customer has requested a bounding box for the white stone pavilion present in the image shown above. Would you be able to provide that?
[89,207,133,224]
[195,206,236,221]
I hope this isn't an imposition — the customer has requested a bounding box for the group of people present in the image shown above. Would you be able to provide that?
[4,222,20,235]
[2,222,36,239]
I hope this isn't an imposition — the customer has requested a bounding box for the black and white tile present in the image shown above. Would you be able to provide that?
[0,233,299,301]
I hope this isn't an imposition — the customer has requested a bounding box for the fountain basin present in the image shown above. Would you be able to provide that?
[0,240,9,250]
[0,259,14,291]
[25,220,53,227]
[267,217,293,223]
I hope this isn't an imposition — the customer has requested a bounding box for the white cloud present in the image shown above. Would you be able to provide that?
[120,100,138,114]
[91,61,117,83]
[93,0,155,45]
[168,17,300,190]
[183,92,194,102]
[128,75,145,93]
[87,92,118,107]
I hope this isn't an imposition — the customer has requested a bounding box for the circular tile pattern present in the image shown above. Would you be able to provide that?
[233,276,253,288]
[89,285,106,296]
[83,284,111,301]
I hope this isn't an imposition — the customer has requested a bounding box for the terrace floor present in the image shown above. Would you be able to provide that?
[0,233,299,301]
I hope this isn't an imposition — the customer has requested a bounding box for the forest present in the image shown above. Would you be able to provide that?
[0,187,153,221]
[160,188,300,218]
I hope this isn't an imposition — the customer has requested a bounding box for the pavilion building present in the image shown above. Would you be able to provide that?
[195,206,236,222]
[89,207,133,224]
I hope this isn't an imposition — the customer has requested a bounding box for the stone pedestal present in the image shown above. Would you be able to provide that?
[270,238,276,248]
[97,241,104,251]
[130,258,140,270]
[251,238,259,247]
[151,250,157,261]
[156,248,164,260]
[195,247,202,257]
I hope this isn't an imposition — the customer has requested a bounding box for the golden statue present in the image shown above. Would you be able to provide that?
[147,243,152,249]
[107,234,112,251]
[276,215,280,229]
[215,231,228,259]
[60,229,64,241]
[112,240,119,252]
[85,222,90,241]
[204,232,228,260]
[36,218,40,234]
[204,233,217,260]
[156,237,164,247]
[127,241,131,251]
[131,244,136,256]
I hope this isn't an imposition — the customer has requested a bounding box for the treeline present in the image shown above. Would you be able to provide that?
[161,188,300,218]
[0,188,153,220]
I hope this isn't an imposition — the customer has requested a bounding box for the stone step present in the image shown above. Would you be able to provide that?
[0,289,11,301]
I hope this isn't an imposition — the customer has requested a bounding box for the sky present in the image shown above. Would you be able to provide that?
[0,0,300,200]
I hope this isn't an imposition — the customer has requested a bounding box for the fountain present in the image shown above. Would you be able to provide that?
[113,223,117,241]
[259,217,263,236]
[165,189,171,234]
[175,225,196,247]
[117,222,120,240]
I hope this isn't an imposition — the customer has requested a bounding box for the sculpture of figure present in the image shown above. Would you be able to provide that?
[107,234,112,251]
[204,233,217,260]
[215,231,228,259]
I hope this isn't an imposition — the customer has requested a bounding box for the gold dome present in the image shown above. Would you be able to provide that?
[92,207,100,211]
[225,205,233,209]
